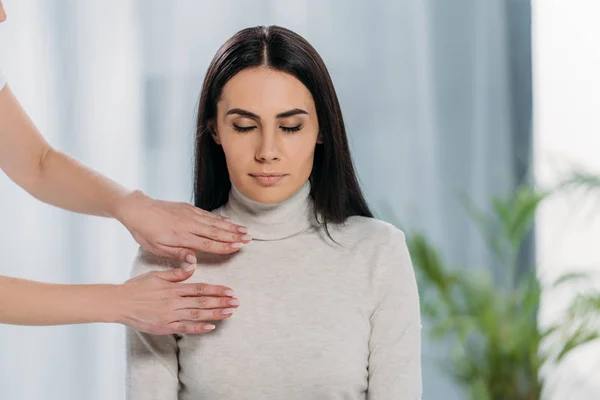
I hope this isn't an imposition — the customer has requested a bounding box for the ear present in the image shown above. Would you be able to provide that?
[316,132,324,144]
[208,120,221,145]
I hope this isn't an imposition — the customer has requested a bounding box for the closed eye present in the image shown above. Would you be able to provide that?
[233,124,256,133]
[233,125,303,133]
[281,125,303,133]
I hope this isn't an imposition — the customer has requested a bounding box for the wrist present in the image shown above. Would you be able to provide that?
[95,284,127,324]
[112,189,146,226]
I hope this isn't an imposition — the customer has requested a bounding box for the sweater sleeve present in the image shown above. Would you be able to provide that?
[367,227,422,400]
[126,249,181,400]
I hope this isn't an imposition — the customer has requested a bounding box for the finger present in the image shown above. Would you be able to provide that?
[140,242,186,261]
[171,307,235,322]
[164,246,197,264]
[176,296,240,310]
[185,253,197,264]
[192,221,250,243]
[192,210,248,234]
[189,222,251,244]
[154,265,196,283]
[149,243,197,263]
[175,282,236,298]
[158,241,237,259]
[167,321,217,335]
[176,236,245,255]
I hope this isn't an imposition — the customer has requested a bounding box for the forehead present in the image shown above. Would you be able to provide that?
[219,67,315,113]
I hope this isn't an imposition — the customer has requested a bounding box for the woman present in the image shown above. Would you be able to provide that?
[127,25,421,399]
[0,0,248,334]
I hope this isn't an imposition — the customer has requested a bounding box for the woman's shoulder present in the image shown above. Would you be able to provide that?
[337,217,415,286]
[329,216,406,248]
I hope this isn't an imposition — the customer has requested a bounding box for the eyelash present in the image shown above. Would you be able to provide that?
[232,125,303,133]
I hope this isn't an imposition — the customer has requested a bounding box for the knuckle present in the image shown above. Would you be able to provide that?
[201,238,213,250]
[190,309,201,319]
[194,284,205,295]
[208,226,220,238]
[197,297,209,308]
[177,322,188,333]
[219,242,232,254]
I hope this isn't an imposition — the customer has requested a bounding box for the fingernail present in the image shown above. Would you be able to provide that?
[205,324,216,330]
[237,226,248,233]
[185,254,197,264]
[183,264,196,272]
[231,242,244,249]
[228,299,240,306]
[222,308,234,315]
[224,290,236,297]
[241,235,252,241]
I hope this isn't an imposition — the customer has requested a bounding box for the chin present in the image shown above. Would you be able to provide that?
[235,177,294,204]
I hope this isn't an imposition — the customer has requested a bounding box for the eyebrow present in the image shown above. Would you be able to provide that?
[225,108,308,119]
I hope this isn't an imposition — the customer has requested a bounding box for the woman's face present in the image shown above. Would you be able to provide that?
[213,67,321,204]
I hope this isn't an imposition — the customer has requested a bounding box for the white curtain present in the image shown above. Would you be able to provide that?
[0,1,527,399]
[0,1,141,399]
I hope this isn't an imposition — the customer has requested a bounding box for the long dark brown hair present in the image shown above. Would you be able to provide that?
[194,25,373,229]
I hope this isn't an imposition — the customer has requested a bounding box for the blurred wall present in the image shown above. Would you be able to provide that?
[0,1,532,399]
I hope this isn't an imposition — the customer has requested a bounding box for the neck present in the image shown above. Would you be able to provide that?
[219,181,316,241]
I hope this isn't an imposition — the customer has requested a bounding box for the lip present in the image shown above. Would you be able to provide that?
[249,173,288,186]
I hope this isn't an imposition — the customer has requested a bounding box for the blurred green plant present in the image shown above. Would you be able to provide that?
[387,171,600,400]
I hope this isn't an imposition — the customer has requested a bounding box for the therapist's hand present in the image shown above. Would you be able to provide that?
[115,190,251,263]
[116,265,240,335]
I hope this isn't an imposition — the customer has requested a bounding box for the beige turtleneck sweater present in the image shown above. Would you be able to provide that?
[126,182,422,399]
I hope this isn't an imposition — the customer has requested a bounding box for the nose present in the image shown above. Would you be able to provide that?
[255,129,281,163]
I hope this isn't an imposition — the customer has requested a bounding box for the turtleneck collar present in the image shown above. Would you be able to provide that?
[218,181,316,241]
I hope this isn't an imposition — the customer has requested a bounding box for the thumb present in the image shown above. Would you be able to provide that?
[159,265,196,283]
[169,247,198,265]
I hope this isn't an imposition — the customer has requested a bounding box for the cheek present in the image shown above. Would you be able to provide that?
[220,136,252,172]
[287,138,318,169]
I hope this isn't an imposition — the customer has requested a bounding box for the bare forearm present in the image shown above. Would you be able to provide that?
[1,85,247,261]
[28,148,132,219]
[0,85,131,220]
[0,275,122,326]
